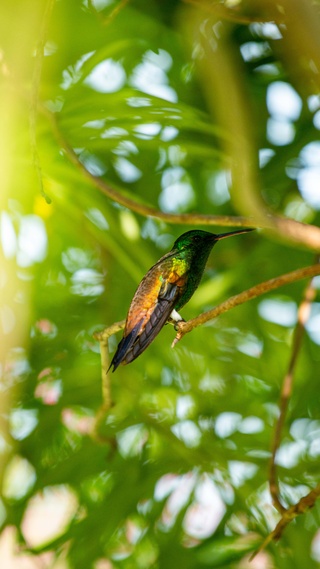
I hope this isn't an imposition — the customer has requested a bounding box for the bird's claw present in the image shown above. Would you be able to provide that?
[174,318,185,331]
[167,315,185,330]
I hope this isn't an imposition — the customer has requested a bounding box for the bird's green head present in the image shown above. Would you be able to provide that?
[170,228,254,310]
[172,228,254,254]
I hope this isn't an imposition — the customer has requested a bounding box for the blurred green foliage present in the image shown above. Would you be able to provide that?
[1,1,320,568]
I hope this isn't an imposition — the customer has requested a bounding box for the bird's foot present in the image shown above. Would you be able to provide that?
[167,309,185,331]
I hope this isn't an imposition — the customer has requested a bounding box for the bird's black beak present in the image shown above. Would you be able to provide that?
[215,228,255,241]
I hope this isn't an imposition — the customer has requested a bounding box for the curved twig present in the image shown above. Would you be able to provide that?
[94,320,125,405]
[250,265,319,559]
[251,483,320,560]
[41,104,256,229]
[90,321,125,445]
[93,266,320,355]
[42,105,320,248]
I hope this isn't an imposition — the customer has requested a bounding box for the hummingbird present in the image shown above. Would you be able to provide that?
[109,228,254,371]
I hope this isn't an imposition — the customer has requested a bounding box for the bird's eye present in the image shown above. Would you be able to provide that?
[193,236,201,242]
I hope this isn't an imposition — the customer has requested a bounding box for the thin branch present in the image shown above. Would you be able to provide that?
[42,105,320,247]
[92,266,320,458]
[90,320,125,445]
[251,483,320,560]
[29,0,55,204]
[250,266,319,559]
[172,264,320,347]
[94,320,125,405]
[269,275,317,514]
[93,266,320,358]
[41,104,255,228]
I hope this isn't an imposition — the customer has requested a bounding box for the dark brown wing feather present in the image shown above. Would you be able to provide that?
[109,282,179,371]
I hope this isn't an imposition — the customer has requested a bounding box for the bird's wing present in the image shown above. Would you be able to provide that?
[110,281,180,371]
[124,281,180,364]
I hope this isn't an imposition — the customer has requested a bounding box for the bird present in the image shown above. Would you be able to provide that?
[109,228,254,371]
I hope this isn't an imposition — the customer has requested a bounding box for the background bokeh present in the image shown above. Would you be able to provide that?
[1,0,320,567]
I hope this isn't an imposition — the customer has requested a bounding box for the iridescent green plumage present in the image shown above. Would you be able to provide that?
[109,228,254,371]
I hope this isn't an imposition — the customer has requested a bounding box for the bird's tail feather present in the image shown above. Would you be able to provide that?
[108,320,143,372]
